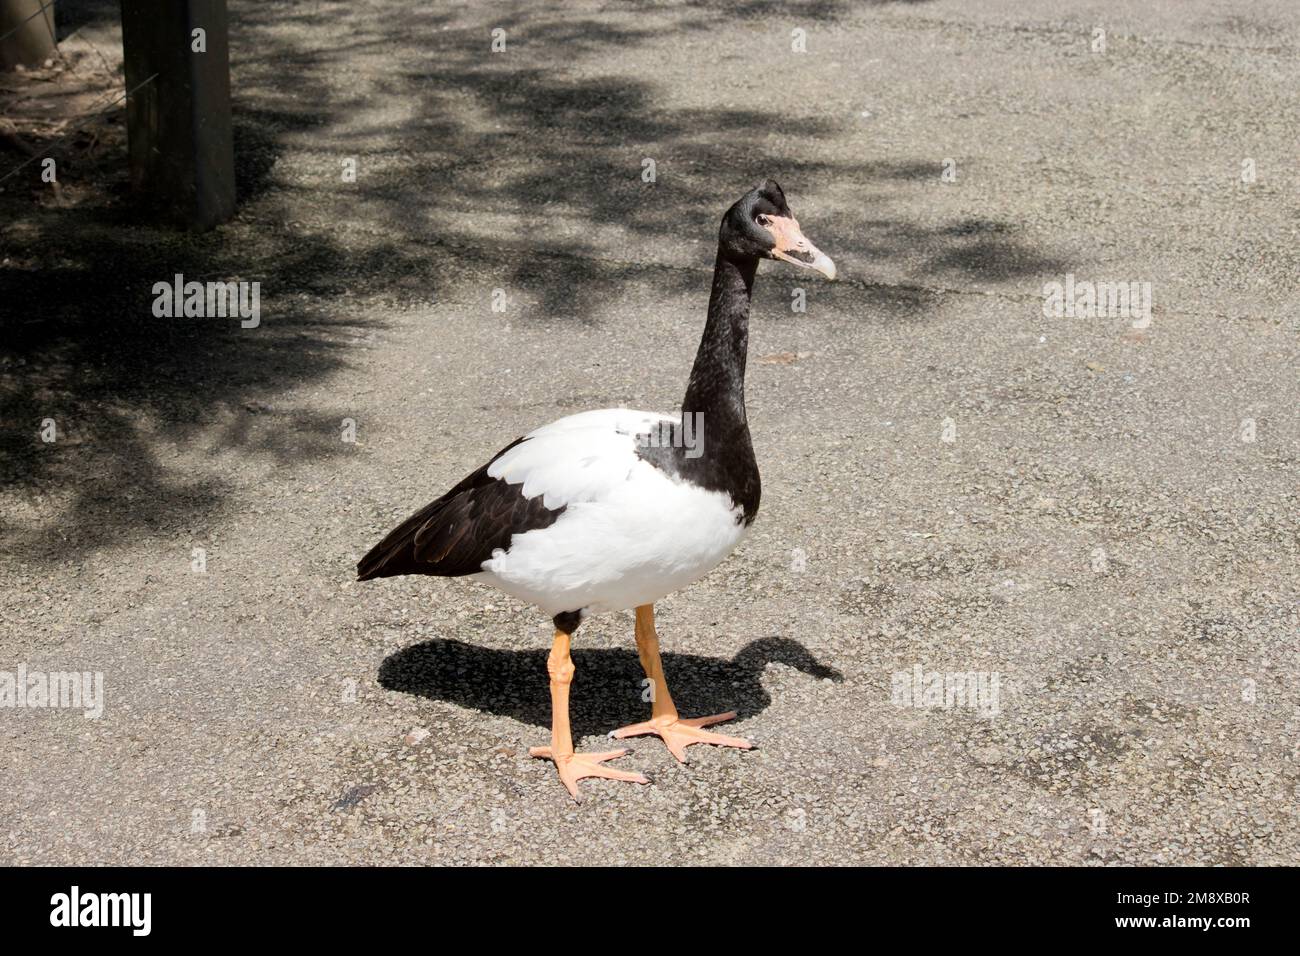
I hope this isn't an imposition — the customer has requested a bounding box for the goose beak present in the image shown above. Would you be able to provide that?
[764,216,837,280]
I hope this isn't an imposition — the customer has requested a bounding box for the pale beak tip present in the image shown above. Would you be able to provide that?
[815,253,837,281]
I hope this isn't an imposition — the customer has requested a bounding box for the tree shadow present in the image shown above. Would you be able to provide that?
[378,635,842,738]
[53,0,121,38]
[1,0,1069,564]
[0,215,373,557]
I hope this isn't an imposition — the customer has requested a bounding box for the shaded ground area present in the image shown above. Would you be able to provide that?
[1,0,1297,865]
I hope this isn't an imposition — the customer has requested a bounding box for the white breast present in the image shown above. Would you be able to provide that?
[471,408,749,616]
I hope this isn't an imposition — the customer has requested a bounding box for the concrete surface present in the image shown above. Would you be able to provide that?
[1,0,1297,865]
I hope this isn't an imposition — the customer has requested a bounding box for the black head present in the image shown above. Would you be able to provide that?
[718,179,836,279]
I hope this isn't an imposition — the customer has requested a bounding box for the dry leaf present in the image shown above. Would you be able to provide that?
[757,351,812,365]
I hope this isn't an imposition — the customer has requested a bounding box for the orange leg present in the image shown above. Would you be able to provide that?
[611,605,753,762]
[530,625,650,800]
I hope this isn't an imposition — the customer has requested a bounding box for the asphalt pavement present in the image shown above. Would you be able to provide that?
[1,0,1297,864]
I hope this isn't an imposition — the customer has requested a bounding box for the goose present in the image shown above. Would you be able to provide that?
[358,180,836,799]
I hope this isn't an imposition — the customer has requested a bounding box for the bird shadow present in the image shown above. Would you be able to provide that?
[378,635,842,739]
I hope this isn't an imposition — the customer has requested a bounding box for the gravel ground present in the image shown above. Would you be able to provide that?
[1,0,1297,865]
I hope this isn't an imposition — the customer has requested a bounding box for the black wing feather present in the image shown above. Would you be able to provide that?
[356,437,565,581]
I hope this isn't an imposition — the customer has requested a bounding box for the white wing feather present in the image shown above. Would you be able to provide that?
[487,408,673,510]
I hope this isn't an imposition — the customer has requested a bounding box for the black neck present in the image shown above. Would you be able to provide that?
[634,246,762,523]
[651,248,759,525]
[681,250,757,425]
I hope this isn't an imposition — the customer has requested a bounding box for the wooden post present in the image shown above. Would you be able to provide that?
[120,0,235,230]
[0,0,57,70]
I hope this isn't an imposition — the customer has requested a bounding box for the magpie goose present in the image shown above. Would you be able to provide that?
[358,180,836,798]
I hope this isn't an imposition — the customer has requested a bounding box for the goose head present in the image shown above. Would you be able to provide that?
[719,179,836,280]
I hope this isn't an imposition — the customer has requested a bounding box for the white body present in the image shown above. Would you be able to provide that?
[473,408,749,617]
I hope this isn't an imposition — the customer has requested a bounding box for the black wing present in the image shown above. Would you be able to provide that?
[356,437,565,581]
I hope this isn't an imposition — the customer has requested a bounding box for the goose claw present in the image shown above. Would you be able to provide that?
[611,712,753,764]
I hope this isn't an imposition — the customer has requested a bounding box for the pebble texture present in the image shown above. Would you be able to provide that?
[1,0,1297,865]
